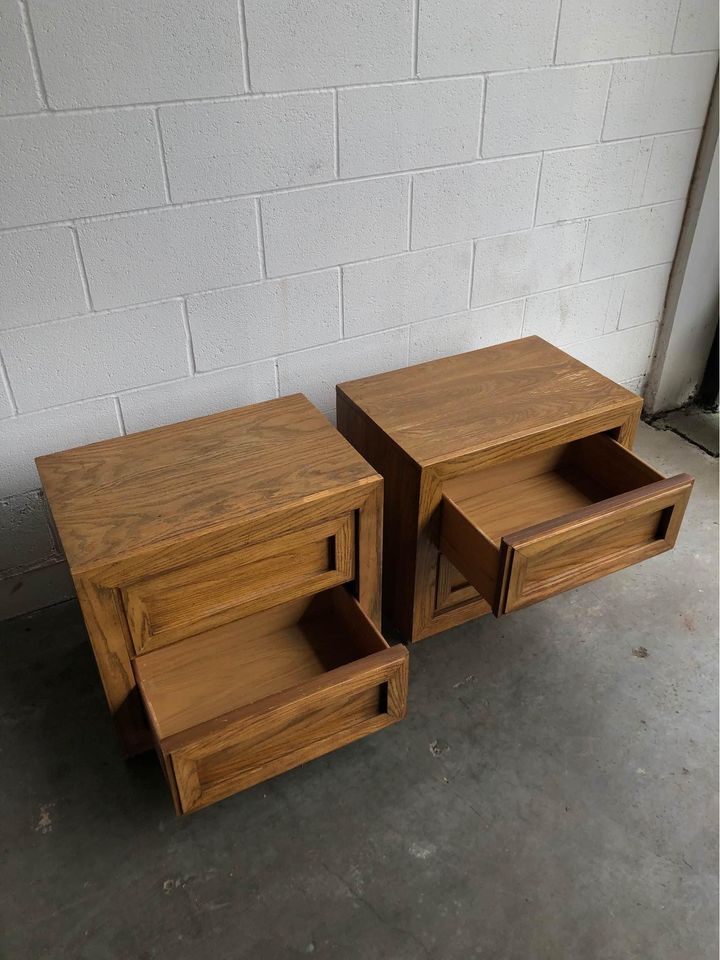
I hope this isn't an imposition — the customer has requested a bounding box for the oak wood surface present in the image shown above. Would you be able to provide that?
[134,587,408,814]
[37,393,377,572]
[336,337,689,641]
[40,394,387,761]
[122,513,354,654]
[337,336,642,467]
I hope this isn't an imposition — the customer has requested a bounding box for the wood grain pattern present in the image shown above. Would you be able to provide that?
[122,514,354,654]
[40,394,387,764]
[337,336,642,467]
[441,432,694,616]
[37,393,376,572]
[135,587,408,814]
[337,337,690,641]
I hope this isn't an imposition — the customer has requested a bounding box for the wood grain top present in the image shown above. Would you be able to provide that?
[337,337,642,466]
[37,394,377,571]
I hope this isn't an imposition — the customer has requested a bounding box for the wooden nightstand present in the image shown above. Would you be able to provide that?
[337,337,693,643]
[37,395,408,814]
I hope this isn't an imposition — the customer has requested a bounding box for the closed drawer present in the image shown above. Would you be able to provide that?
[134,586,408,814]
[122,515,354,654]
[439,433,693,617]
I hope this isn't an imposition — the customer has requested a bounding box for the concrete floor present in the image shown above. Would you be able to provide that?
[1,422,717,960]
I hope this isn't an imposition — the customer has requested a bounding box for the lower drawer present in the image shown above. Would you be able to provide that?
[133,586,408,814]
[440,432,693,617]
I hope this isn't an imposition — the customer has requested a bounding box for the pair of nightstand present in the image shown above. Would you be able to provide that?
[39,337,692,814]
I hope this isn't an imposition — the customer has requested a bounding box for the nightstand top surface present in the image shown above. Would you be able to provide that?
[37,394,377,572]
[337,337,641,466]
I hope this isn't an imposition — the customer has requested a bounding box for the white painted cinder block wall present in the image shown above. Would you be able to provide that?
[0,0,717,618]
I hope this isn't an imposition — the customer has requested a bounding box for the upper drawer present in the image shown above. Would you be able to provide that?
[439,433,693,617]
[122,514,354,654]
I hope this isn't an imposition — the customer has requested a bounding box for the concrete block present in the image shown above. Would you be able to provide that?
[483,65,611,158]
[408,300,524,364]
[418,0,557,76]
[0,561,74,619]
[1,301,188,412]
[673,0,720,52]
[29,0,245,108]
[338,78,483,178]
[603,54,717,140]
[277,327,408,417]
[472,221,586,306]
[617,264,673,329]
[556,0,678,62]
[119,361,277,433]
[343,244,472,336]
[582,201,685,280]
[0,227,86,328]
[262,178,409,277]
[412,157,539,248]
[160,92,335,202]
[642,130,703,204]
[0,110,166,228]
[524,278,620,345]
[0,399,120,496]
[536,140,652,225]
[78,200,261,309]
[0,490,57,576]
[0,0,42,115]
[243,0,411,92]
[188,271,339,371]
[565,324,658,383]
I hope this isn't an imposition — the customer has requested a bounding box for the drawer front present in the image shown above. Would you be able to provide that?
[168,648,408,814]
[435,554,478,614]
[123,515,354,654]
[498,476,692,614]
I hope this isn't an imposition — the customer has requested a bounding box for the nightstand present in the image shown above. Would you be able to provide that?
[37,395,408,814]
[336,337,693,642]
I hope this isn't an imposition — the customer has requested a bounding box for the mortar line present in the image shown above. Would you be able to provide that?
[599,65,614,140]
[476,77,487,157]
[467,240,477,309]
[1,140,702,236]
[237,0,252,92]
[0,51,715,122]
[411,0,420,77]
[19,1,49,110]
[254,198,267,278]
[0,239,678,336]
[406,176,414,250]
[338,267,345,337]
[180,299,196,374]
[670,0,683,52]
[69,226,94,311]
[113,397,127,434]
[153,108,173,203]
[520,296,529,335]
[552,0,564,64]
[531,153,545,226]
[0,349,19,416]
[332,89,340,177]
[273,359,281,397]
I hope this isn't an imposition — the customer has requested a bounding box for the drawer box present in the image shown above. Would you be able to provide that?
[134,586,408,814]
[122,514,355,654]
[440,433,693,616]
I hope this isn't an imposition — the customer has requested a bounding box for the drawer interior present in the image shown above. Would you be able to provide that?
[134,587,388,742]
[443,434,663,545]
[441,433,692,616]
[134,585,408,813]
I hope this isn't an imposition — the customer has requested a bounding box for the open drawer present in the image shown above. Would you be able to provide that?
[133,586,408,814]
[439,433,693,617]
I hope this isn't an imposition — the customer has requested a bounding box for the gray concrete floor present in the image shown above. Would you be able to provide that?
[651,405,719,458]
[1,422,717,960]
